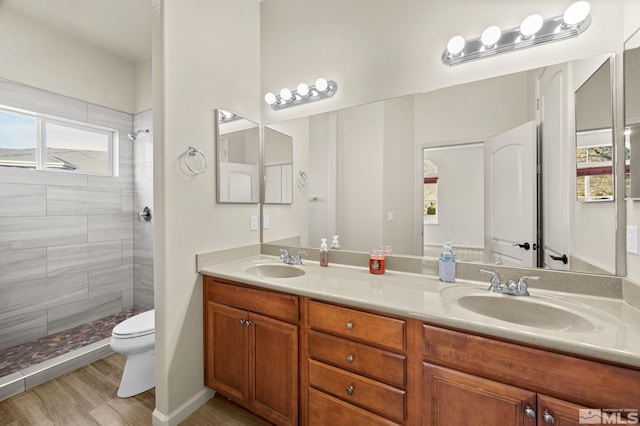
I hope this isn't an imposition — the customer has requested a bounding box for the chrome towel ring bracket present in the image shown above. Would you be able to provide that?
[184,146,207,174]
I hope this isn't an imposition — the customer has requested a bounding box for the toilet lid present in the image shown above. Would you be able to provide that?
[113,309,155,338]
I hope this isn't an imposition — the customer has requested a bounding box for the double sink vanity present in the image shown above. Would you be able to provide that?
[198,249,640,426]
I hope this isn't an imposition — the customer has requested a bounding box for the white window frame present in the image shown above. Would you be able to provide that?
[0,104,119,176]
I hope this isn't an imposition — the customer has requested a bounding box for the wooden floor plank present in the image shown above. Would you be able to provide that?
[0,353,272,425]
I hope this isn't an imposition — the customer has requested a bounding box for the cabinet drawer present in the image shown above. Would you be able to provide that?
[308,388,400,426]
[206,277,298,323]
[309,359,406,424]
[308,331,406,387]
[423,323,640,410]
[308,300,405,351]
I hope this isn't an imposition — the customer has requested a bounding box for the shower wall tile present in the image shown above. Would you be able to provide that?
[0,183,46,217]
[122,189,134,213]
[0,78,87,122]
[0,167,88,187]
[88,214,133,243]
[122,288,134,310]
[87,158,133,189]
[47,293,122,334]
[47,186,122,215]
[88,264,133,297]
[0,311,47,350]
[47,241,122,277]
[122,239,134,265]
[0,248,46,286]
[0,273,87,321]
[87,104,132,131]
[134,286,154,311]
[0,216,87,251]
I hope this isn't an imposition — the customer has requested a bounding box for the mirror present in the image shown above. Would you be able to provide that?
[263,127,293,204]
[626,32,640,199]
[215,109,260,204]
[263,54,621,275]
[575,59,614,202]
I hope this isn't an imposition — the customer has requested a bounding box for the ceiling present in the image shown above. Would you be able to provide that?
[1,0,152,63]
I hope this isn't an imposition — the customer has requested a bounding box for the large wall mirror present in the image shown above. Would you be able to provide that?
[626,30,640,199]
[215,109,260,204]
[263,127,293,204]
[263,53,622,276]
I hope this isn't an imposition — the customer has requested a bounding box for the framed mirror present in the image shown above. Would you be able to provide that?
[261,53,621,276]
[215,109,260,204]
[626,31,640,199]
[575,58,614,202]
[263,127,293,204]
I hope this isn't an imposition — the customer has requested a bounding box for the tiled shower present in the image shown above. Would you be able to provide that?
[0,78,154,368]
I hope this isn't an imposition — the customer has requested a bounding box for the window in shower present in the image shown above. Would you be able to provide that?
[0,105,118,176]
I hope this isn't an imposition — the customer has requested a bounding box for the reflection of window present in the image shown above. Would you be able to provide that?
[423,159,438,223]
[0,106,117,176]
[576,129,613,201]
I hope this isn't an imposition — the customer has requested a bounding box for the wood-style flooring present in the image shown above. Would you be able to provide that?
[0,353,272,425]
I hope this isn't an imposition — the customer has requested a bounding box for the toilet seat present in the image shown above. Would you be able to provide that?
[112,309,155,339]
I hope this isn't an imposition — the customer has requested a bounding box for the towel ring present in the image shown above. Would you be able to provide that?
[184,146,207,174]
[297,171,308,188]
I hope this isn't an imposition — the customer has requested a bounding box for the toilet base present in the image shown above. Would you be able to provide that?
[117,349,155,398]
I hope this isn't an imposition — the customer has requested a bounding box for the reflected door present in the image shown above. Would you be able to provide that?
[538,64,571,271]
[484,121,537,267]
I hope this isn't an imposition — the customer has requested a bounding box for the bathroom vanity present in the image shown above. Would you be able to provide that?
[201,256,640,426]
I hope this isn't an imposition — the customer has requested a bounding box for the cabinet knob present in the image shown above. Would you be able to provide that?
[346,385,354,396]
[245,320,251,327]
[239,319,245,325]
[543,410,556,424]
[524,406,536,418]
[346,354,354,363]
[346,321,354,330]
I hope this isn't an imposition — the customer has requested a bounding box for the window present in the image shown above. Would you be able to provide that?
[0,106,117,176]
[576,129,613,202]
[423,159,438,224]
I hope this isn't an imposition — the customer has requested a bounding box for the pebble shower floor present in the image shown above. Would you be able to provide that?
[0,309,139,378]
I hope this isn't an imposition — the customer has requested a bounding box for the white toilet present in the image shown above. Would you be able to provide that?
[110,309,155,398]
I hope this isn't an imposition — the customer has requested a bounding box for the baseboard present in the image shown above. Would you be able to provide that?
[152,387,215,426]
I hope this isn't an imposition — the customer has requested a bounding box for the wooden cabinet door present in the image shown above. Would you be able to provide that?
[249,312,298,426]
[537,394,595,426]
[207,301,249,405]
[424,363,537,426]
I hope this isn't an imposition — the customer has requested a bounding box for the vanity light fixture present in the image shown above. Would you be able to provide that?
[264,78,338,110]
[218,109,241,123]
[442,1,592,66]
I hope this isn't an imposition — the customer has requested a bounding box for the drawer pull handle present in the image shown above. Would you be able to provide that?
[524,406,536,418]
[346,386,354,396]
[346,322,354,330]
[346,354,354,363]
[543,410,555,424]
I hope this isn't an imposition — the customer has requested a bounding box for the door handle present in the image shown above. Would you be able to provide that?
[513,242,531,250]
[549,254,568,264]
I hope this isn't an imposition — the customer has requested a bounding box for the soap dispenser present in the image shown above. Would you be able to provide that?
[330,235,341,250]
[438,242,455,282]
[320,238,329,267]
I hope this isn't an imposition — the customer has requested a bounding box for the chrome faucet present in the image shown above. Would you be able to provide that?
[479,269,540,296]
[279,249,307,265]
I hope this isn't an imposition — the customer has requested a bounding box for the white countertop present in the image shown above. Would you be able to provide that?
[200,255,640,368]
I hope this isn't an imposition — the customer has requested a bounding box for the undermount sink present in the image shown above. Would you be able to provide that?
[245,264,306,279]
[440,286,617,333]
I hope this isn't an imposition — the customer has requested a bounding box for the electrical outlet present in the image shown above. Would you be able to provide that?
[263,215,270,229]
[387,211,394,222]
[627,226,639,254]
[250,215,258,231]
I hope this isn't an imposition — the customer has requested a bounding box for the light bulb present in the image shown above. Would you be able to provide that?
[481,26,501,47]
[297,83,309,96]
[520,14,544,38]
[315,78,328,92]
[280,88,292,100]
[264,92,276,105]
[447,35,466,55]
[563,1,590,27]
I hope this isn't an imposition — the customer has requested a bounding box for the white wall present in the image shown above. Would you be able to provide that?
[0,7,135,114]
[135,57,153,114]
[153,0,261,421]
[261,0,623,125]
